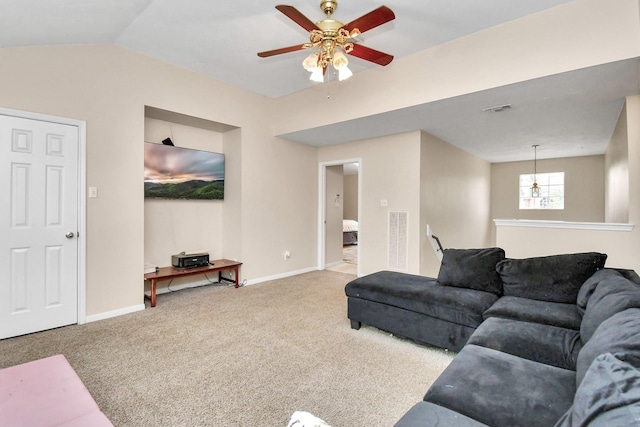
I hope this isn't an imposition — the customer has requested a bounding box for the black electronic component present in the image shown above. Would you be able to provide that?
[171,253,209,268]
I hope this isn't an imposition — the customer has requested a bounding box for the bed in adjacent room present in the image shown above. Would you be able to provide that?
[343,219,358,245]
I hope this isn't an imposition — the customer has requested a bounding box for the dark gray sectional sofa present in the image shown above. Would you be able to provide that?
[344,249,640,426]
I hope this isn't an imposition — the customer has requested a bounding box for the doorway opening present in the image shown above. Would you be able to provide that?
[318,159,361,276]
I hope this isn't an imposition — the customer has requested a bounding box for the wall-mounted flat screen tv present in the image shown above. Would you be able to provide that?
[144,142,224,200]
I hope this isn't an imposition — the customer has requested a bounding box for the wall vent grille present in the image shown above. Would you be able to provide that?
[388,211,408,271]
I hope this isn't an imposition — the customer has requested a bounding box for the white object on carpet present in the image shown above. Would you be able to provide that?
[287,411,332,427]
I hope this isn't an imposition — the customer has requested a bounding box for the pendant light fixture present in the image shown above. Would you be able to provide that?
[531,144,540,198]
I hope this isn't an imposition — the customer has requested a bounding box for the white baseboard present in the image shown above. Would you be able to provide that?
[325,261,343,269]
[244,266,319,286]
[85,303,145,323]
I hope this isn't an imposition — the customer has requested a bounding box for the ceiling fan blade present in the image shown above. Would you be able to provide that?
[275,5,320,32]
[348,44,394,66]
[258,44,307,58]
[343,6,395,35]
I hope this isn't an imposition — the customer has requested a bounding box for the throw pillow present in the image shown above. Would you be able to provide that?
[580,275,640,343]
[496,252,607,303]
[436,248,505,296]
[554,353,640,427]
[576,308,640,387]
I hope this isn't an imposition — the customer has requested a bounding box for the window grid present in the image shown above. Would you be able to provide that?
[519,172,564,210]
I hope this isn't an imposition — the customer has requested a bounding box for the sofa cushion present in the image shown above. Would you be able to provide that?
[580,276,640,343]
[496,252,607,303]
[555,353,640,427]
[617,268,640,285]
[576,269,624,316]
[577,308,640,387]
[424,344,576,427]
[467,317,581,370]
[437,248,505,296]
[394,401,490,427]
[483,296,582,330]
[345,271,498,328]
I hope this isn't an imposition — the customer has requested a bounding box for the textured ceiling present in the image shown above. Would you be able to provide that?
[1,0,638,162]
[279,59,640,163]
[0,0,573,98]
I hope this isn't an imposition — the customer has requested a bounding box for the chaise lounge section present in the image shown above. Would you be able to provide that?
[346,248,506,352]
[346,271,499,352]
[345,250,640,426]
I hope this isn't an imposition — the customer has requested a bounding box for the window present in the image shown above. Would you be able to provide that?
[519,172,564,209]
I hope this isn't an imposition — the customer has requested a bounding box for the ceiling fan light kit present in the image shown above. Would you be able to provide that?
[258,1,395,84]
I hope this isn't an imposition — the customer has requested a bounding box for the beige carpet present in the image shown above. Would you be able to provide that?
[0,270,454,427]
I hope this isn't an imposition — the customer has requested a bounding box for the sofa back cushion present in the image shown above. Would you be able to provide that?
[496,252,607,303]
[437,248,505,296]
[556,353,640,427]
[576,269,623,316]
[580,275,640,343]
[576,308,640,387]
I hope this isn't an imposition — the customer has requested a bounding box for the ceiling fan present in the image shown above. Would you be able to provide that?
[257,1,395,82]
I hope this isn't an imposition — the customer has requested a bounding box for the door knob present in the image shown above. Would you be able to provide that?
[65,232,75,239]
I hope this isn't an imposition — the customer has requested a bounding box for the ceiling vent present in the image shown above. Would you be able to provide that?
[482,104,512,113]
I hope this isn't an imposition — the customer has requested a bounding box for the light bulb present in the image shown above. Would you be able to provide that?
[302,52,319,71]
[332,51,348,69]
[332,51,352,81]
[310,67,324,82]
[338,65,353,81]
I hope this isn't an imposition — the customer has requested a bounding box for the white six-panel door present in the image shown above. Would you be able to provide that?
[0,114,79,339]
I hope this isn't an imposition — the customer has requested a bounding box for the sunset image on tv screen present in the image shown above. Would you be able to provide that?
[144,142,224,200]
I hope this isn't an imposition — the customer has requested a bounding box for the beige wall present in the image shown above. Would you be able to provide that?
[318,131,491,278]
[627,95,640,226]
[221,128,243,265]
[420,132,492,277]
[606,103,631,223]
[491,155,605,238]
[0,44,318,317]
[343,173,358,221]
[325,165,344,266]
[318,132,422,275]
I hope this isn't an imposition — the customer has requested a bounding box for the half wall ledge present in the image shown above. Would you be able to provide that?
[494,219,634,232]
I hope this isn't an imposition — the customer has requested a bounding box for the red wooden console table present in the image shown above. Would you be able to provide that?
[143,259,242,307]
